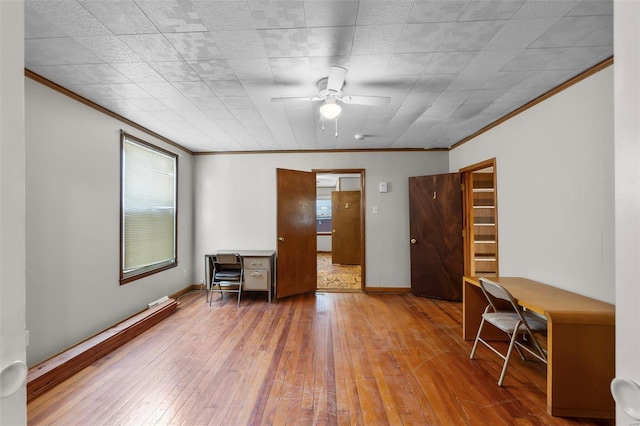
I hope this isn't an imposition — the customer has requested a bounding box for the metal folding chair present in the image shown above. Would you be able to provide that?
[207,253,243,307]
[470,277,548,386]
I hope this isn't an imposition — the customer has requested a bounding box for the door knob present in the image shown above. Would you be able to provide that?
[410,238,417,244]
[0,360,27,398]
[332,230,336,233]
[278,237,284,242]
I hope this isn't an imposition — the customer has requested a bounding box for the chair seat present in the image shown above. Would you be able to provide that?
[214,270,241,280]
[483,311,547,332]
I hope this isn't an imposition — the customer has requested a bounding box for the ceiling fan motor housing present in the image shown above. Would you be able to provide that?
[317,77,343,101]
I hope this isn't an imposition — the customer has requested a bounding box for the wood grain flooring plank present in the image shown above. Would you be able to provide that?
[121,301,250,424]
[333,296,365,425]
[247,297,297,425]
[170,299,270,425]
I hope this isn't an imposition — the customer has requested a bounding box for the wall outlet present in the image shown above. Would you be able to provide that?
[183,269,187,277]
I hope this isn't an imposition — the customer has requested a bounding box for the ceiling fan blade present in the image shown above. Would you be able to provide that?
[270,96,320,103]
[341,95,391,107]
[327,66,347,92]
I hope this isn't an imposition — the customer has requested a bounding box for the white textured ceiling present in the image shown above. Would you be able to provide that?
[24,0,613,153]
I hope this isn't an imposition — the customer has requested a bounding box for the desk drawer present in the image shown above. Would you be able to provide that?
[243,257,270,269]
[244,268,270,290]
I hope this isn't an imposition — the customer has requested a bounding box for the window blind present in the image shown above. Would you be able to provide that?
[121,135,177,282]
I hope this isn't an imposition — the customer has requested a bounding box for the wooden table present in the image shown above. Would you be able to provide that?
[463,276,615,419]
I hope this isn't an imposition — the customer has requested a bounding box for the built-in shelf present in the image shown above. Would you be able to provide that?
[469,167,498,277]
[475,271,497,276]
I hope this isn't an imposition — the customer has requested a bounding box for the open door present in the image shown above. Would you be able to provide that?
[331,191,361,265]
[408,173,463,301]
[276,168,317,298]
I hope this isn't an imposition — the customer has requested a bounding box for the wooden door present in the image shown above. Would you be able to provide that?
[408,173,463,301]
[331,191,361,265]
[276,168,317,298]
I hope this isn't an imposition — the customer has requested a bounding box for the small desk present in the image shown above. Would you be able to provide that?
[205,250,276,303]
[463,276,615,419]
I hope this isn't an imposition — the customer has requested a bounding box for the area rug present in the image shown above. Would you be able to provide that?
[317,252,361,292]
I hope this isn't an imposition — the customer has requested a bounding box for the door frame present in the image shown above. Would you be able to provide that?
[460,158,498,277]
[313,168,366,291]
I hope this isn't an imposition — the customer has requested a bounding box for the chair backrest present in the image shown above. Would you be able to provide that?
[478,277,520,314]
[214,253,241,266]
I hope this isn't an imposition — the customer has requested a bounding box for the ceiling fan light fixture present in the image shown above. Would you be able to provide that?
[320,99,341,119]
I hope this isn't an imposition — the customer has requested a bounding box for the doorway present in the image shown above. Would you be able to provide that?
[314,169,365,292]
[460,159,499,277]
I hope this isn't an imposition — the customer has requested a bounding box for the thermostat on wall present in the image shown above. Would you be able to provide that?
[379,182,388,193]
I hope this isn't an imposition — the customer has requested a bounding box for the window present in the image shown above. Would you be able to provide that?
[316,199,332,233]
[316,199,331,219]
[120,132,177,284]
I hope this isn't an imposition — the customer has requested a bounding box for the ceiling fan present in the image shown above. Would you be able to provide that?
[270,66,391,120]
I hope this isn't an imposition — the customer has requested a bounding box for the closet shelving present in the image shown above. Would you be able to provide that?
[470,169,497,276]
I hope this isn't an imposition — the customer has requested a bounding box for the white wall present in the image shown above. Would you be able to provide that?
[317,235,332,252]
[25,79,195,366]
[193,151,448,288]
[0,1,26,424]
[450,67,615,304]
[339,177,360,191]
[613,1,640,423]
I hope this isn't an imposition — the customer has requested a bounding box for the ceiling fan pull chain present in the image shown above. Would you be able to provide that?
[321,115,325,132]
[335,117,338,138]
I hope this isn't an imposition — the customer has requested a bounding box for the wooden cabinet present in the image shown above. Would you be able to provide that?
[470,170,497,276]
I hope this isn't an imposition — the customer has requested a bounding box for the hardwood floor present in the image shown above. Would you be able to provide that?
[27,291,613,425]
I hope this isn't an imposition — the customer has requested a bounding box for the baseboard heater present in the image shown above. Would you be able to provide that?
[26,298,178,402]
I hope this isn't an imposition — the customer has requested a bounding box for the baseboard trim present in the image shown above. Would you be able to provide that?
[27,298,178,402]
[365,287,411,294]
[170,284,203,299]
